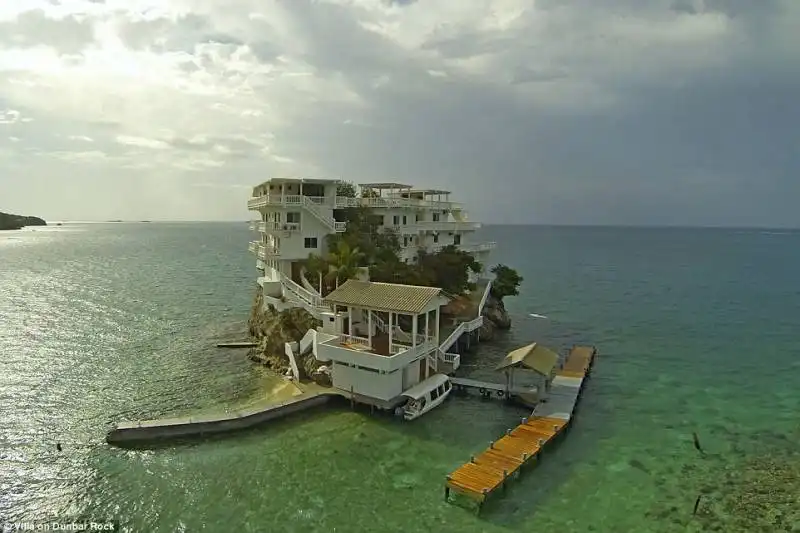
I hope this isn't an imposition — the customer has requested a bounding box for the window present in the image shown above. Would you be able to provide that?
[415,214,420,222]
[453,234,461,245]
[304,237,318,249]
[433,234,439,243]
[286,212,300,223]
[402,215,407,224]
[393,215,400,225]
[431,388,439,400]
[432,213,440,222]
[403,237,409,247]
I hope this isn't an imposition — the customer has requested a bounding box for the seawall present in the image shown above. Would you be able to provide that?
[106,392,341,445]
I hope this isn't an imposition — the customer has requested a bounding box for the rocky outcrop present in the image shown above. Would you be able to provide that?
[478,318,495,341]
[481,293,512,330]
[0,211,47,231]
[246,285,323,380]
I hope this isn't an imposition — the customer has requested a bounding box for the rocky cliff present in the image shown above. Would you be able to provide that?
[482,293,511,330]
[0,211,47,231]
[246,286,327,382]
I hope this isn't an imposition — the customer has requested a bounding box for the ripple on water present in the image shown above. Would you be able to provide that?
[2,224,800,532]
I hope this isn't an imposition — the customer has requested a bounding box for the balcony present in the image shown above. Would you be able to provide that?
[249,242,280,259]
[249,193,466,212]
[459,241,496,253]
[255,221,301,232]
[248,194,326,210]
[439,351,461,373]
[389,221,481,234]
[426,241,496,254]
[317,333,437,373]
[334,196,463,211]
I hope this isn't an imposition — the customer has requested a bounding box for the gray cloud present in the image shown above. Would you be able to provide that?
[0,9,95,54]
[0,1,798,226]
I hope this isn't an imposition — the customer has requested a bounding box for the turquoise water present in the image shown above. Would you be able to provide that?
[1,223,798,532]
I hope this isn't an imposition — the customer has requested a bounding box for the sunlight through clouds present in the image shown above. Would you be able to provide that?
[0,0,798,225]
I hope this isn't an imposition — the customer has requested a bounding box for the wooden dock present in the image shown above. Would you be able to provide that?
[444,345,597,510]
[216,341,257,348]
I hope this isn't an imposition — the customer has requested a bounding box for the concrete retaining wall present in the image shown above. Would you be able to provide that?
[106,393,339,445]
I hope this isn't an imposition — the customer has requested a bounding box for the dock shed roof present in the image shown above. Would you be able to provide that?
[495,343,559,376]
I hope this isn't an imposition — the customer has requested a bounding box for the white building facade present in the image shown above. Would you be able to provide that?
[247,178,496,302]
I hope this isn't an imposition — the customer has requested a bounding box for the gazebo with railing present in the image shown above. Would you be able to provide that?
[314,279,452,405]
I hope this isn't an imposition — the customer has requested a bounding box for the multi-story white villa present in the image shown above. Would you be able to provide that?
[247,178,495,288]
[246,178,496,418]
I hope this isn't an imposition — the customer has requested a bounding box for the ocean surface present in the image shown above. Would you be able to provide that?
[1,223,798,532]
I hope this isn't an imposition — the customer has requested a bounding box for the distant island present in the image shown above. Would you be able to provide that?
[0,211,47,231]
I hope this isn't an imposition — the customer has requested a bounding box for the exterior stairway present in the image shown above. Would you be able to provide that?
[279,274,331,316]
[301,196,346,233]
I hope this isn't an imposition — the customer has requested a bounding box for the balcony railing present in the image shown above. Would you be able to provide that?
[317,334,438,373]
[388,221,481,233]
[426,241,496,254]
[255,243,280,259]
[439,351,461,371]
[241,194,462,211]
[335,334,372,348]
[255,221,301,232]
[248,194,330,209]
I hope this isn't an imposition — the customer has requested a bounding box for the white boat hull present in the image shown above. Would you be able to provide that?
[399,374,453,421]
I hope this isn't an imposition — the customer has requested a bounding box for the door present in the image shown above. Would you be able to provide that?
[291,261,303,284]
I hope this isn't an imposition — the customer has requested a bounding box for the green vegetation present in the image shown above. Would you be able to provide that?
[336,181,357,198]
[301,185,521,299]
[0,211,46,231]
[490,264,523,299]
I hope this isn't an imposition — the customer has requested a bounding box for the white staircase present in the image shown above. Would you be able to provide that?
[301,196,346,233]
[279,274,331,316]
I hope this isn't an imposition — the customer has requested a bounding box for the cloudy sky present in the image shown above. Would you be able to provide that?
[1,0,798,226]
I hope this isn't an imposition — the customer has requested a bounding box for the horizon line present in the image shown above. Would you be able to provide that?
[48,220,800,231]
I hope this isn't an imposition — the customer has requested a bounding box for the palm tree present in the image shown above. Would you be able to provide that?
[325,239,365,291]
[304,253,328,294]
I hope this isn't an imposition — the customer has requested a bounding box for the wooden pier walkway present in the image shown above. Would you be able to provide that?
[444,345,597,510]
